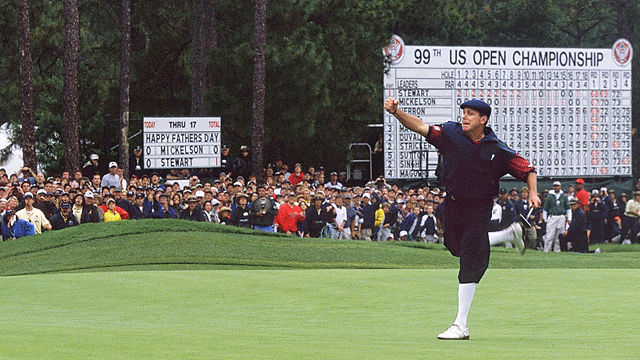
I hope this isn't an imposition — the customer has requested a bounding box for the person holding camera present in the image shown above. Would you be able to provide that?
[250,185,277,232]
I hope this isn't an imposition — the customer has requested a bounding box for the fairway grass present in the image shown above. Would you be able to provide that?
[1,269,637,359]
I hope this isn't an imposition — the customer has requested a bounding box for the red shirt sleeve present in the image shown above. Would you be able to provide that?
[507,153,535,182]
[425,124,445,148]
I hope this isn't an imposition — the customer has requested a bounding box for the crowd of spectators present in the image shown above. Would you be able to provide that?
[0,147,639,252]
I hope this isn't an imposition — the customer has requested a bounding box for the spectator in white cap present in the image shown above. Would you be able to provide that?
[101,162,121,189]
[82,153,101,179]
[542,180,571,252]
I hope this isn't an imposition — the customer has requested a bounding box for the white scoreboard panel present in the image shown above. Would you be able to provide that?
[143,117,221,169]
[383,37,633,179]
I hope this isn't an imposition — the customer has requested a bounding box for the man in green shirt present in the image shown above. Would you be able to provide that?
[542,181,571,252]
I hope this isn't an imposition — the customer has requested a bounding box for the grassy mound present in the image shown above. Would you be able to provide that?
[1,219,639,275]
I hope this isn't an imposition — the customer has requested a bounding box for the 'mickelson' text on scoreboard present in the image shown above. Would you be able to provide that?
[383,40,632,179]
[143,117,221,169]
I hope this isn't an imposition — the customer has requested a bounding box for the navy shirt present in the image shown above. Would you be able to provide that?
[426,122,534,200]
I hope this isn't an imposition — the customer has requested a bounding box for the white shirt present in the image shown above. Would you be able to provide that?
[332,204,348,227]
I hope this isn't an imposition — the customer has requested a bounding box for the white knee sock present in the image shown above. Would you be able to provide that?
[453,283,476,330]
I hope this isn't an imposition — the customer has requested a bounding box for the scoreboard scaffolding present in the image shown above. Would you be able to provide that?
[382,36,633,180]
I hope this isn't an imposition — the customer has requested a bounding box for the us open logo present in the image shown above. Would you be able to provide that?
[383,35,405,65]
[612,39,632,67]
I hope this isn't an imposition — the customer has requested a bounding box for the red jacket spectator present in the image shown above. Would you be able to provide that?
[575,178,589,211]
[288,163,305,186]
[275,198,305,233]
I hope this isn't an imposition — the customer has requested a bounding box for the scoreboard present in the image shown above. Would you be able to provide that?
[383,36,633,180]
[143,117,221,169]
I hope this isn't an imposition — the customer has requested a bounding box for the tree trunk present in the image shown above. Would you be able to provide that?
[251,0,267,181]
[120,0,131,178]
[191,0,206,116]
[63,0,80,173]
[191,0,217,117]
[17,0,36,171]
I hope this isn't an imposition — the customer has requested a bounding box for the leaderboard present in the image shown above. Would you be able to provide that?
[143,117,221,169]
[383,36,633,180]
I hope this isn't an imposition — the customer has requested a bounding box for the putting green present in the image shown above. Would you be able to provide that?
[1,269,636,359]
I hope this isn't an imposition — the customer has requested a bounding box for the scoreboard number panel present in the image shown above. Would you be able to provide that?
[383,37,633,180]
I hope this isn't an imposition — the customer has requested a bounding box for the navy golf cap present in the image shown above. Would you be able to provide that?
[460,99,491,118]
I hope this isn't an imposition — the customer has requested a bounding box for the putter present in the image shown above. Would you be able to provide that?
[519,207,534,228]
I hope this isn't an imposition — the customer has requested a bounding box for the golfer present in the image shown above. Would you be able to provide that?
[384,97,541,340]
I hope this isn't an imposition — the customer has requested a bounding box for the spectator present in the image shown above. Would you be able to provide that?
[82,153,101,179]
[82,192,102,223]
[2,209,35,240]
[150,172,165,190]
[401,206,424,241]
[561,199,588,252]
[330,195,349,239]
[129,145,144,178]
[515,186,539,249]
[325,172,343,191]
[274,192,304,235]
[16,193,51,234]
[151,193,177,219]
[131,193,148,219]
[234,146,251,180]
[50,201,79,230]
[99,193,129,219]
[574,179,589,211]
[375,202,392,241]
[420,204,438,243]
[610,216,623,244]
[586,193,606,245]
[542,181,571,252]
[250,185,277,232]
[218,206,232,225]
[180,195,206,222]
[72,194,88,223]
[288,163,304,186]
[230,193,252,228]
[622,191,640,243]
[304,195,331,238]
[603,189,621,243]
[101,162,121,188]
[104,198,122,222]
[114,188,137,219]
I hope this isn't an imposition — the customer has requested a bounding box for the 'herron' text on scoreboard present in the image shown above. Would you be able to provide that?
[143,117,221,169]
[383,37,633,179]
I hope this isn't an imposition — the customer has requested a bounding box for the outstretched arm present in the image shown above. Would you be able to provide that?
[384,97,430,137]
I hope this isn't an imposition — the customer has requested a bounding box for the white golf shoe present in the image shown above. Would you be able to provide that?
[437,324,470,340]
[510,222,526,256]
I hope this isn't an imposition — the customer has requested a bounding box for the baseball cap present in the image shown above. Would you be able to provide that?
[186,195,198,202]
[23,192,33,199]
[195,190,205,198]
[362,193,371,199]
[553,181,561,186]
[211,199,221,206]
[109,161,118,168]
[84,191,94,199]
[575,178,584,184]
[460,99,491,118]
[499,188,507,194]
[90,154,99,160]
[37,189,47,195]
[4,209,14,216]
[60,201,71,209]
[569,198,579,205]
[399,230,408,237]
